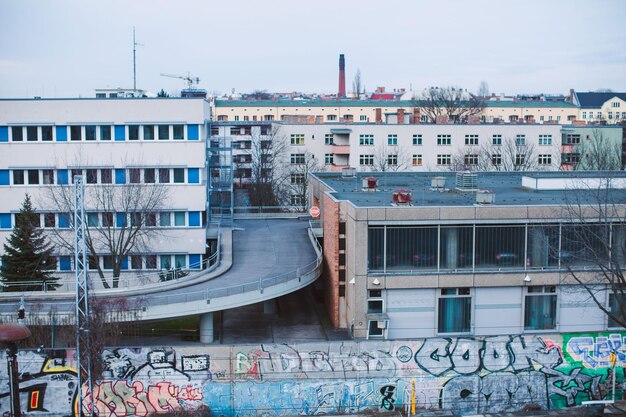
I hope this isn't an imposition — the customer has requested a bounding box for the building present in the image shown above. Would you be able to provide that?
[572,91,626,125]
[309,170,626,339]
[0,98,211,288]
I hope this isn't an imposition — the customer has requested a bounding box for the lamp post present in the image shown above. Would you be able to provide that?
[0,324,31,417]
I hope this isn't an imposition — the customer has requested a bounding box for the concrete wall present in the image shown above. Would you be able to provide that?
[4,332,625,416]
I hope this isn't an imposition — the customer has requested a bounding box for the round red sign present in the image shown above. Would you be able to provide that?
[309,206,320,217]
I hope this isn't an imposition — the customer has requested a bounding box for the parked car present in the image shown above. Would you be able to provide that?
[495,252,519,265]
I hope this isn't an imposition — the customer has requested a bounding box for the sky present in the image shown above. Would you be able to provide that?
[0,0,625,98]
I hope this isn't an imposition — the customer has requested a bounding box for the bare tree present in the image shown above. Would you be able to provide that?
[42,173,169,289]
[288,151,322,210]
[575,129,622,170]
[477,81,490,99]
[451,137,539,171]
[372,145,411,172]
[559,178,626,328]
[249,126,290,207]
[352,69,363,99]
[414,86,486,124]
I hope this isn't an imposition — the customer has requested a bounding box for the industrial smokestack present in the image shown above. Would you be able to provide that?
[338,54,346,98]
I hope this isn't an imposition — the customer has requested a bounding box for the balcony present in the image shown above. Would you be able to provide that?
[331,145,351,155]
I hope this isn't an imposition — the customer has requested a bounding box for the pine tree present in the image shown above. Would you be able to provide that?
[1,194,60,291]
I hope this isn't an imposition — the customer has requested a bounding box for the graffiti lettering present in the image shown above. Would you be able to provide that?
[379,385,395,410]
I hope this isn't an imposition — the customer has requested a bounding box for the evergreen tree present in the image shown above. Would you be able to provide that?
[1,194,60,291]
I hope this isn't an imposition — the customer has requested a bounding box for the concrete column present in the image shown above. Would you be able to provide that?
[446,228,458,269]
[530,228,547,267]
[199,312,214,343]
[263,299,277,315]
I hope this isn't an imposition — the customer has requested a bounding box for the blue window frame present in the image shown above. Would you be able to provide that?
[59,256,71,271]
[188,211,200,227]
[115,169,126,184]
[0,170,9,186]
[116,213,127,228]
[56,126,67,142]
[121,256,129,270]
[57,170,69,185]
[188,168,199,184]
[0,213,11,229]
[189,254,201,269]
[58,213,70,228]
[114,125,126,141]
[0,126,8,142]
[174,212,186,226]
[187,125,199,140]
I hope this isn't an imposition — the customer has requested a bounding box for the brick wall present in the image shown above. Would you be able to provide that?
[322,193,340,328]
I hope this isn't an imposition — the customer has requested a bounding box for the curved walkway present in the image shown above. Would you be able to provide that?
[0,219,322,321]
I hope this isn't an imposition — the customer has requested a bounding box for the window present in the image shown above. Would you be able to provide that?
[492,134,502,145]
[582,112,587,119]
[324,134,334,145]
[174,212,186,226]
[128,125,139,140]
[437,134,451,145]
[143,125,154,140]
[437,154,451,165]
[160,212,171,227]
[290,173,305,185]
[367,289,383,313]
[343,114,354,122]
[87,213,99,227]
[130,212,142,227]
[102,212,113,227]
[516,134,526,145]
[129,168,141,184]
[103,256,113,270]
[28,170,39,185]
[101,169,112,184]
[86,169,98,184]
[412,154,422,166]
[234,116,240,122]
[264,115,274,121]
[538,134,552,145]
[612,102,621,108]
[131,255,143,270]
[290,194,305,206]
[464,154,478,166]
[58,213,70,228]
[27,126,38,141]
[324,153,334,165]
[144,168,156,183]
[609,293,626,328]
[387,134,398,145]
[562,134,581,145]
[524,286,556,330]
[290,134,305,145]
[327,115,337,121]
[81,125,95,141]
[562,153,580,164]
[597,112,602,119]
[44,213,55,228]
[290,154,305,164]
[359,154,374,165]
[173,168,185,183]
[412,134,422,145]
[465,134,479,145]
[387,154,398,166]
[70,126,82,141]
[509,115,519,123]
[538,154,552,165]
[13,170,25,185]
[158,125,170,140]
[359,134,374,145]
[100,125,111,141]
[145,255,157,269]
[159,169,170,183]
[515,154,526,166]
[438,288,471,333]
[11,126,23,141]
[42,170,54,185]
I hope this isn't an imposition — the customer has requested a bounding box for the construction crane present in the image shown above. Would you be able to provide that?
[160,72,201,90]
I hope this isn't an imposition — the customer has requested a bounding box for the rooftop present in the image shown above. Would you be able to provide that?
[574,91,626,108]
[312,171,626,208]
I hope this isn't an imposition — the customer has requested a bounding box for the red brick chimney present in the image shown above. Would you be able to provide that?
[413,108,421,124]
[338,54,346,98]
[397,109,405,124]
[375,108,382,124]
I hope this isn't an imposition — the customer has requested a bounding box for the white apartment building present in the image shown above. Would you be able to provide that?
[0,98,211,286]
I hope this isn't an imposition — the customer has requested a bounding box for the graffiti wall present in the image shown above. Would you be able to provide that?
[1,332,624,416]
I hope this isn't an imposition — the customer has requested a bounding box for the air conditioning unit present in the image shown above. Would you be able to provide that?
[377,321,387,329]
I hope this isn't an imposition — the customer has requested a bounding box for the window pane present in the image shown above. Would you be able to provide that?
[146,255,157,269]
[27,126,38,141]
[174,212,185,226]
[158,125,169,140]
[100,125,111,140]
[87,213,99,227]
[159,169,170,183]
[438,297,471,333]
[173,168,184,183]
[173,124,184,140]
[44,213,55,228]
[386,226,437,271]
[144,168,155,183]
[129,168,141,183]
[475,225,525,269]
[42,126,53,141]
[12,126,23,141]
[440,226,473,270]
[85,126,96,141]
[145,212,157,227]
[70,126,82,141]
[160,212,171,226]
[86,169,98,184]
[160,256,171,269]
[131,255,142,270]
[128,125,139,140]
[524,294,556,330]
[101,169,112,184]
[561,225,608,267]
[368,227,385,271]
[609,293,626,328]
[527,225,559,268]
[28,170,39,185]
[143,125,154,140]
[13,170,24,185]
[175,254,186,269]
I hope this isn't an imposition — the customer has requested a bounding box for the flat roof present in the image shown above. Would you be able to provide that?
[312,171,626,208]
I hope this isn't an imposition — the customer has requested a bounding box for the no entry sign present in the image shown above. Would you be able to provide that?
[309,206,320,217]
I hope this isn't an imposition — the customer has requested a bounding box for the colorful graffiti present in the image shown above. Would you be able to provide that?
[0,333,623,416]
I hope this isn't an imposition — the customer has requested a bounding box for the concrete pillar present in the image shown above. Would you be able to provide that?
[263,299,277,315]
[446,228,458,269]
[199,312,214,343]
[530,228,547,267]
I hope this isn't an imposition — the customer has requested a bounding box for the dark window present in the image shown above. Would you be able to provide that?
[28,170,39,185]
[475,225,525,269]
[13,170,25,185]
[11,126,23,141]
[103,256,113,270]
[145,212,157,227]
[438,288,471,333]
[129,168,141,183]
[42,170,54,185]
[609,293,626,328]
[41,126,53,141]
[44,213,55,228]
[145,255,157,269]
[439,226,474,270]
[27,126,38,141]
[102,212,114,227]
[159,168,170,183]
[130,212,142,226]
[143,125,154,140]
[101,169,112,184]
[387,226,437,271]
[131,255,143,270]
[71,169,82,183]
[86,169,98,184]
[144,168,155,183]
[85,126,96,141]
[158,125,169,140]
[524,286,557,330]
[70,126,82,141]
[368,227,385,270]
[100,125,111,141]
[173,168,184,183]
[173,124,184,140]
[89,255,99,270]
[128,125,139,140]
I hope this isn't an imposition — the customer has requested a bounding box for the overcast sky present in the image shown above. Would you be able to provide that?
[1,0,625,98]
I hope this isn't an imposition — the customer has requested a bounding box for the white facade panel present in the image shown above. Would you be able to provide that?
[558,285,607,333]
[386,288,436,339]
[474,286,523,336]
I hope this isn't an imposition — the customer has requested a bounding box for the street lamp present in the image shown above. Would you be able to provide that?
[0,324,31,417]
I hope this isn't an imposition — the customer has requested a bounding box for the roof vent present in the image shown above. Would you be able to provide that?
[362,177,378,192]
[456,171,478,191]
[431,176,446,191]
[476,190,495,205]
[341,167,356,177]
[392,189,412,205]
